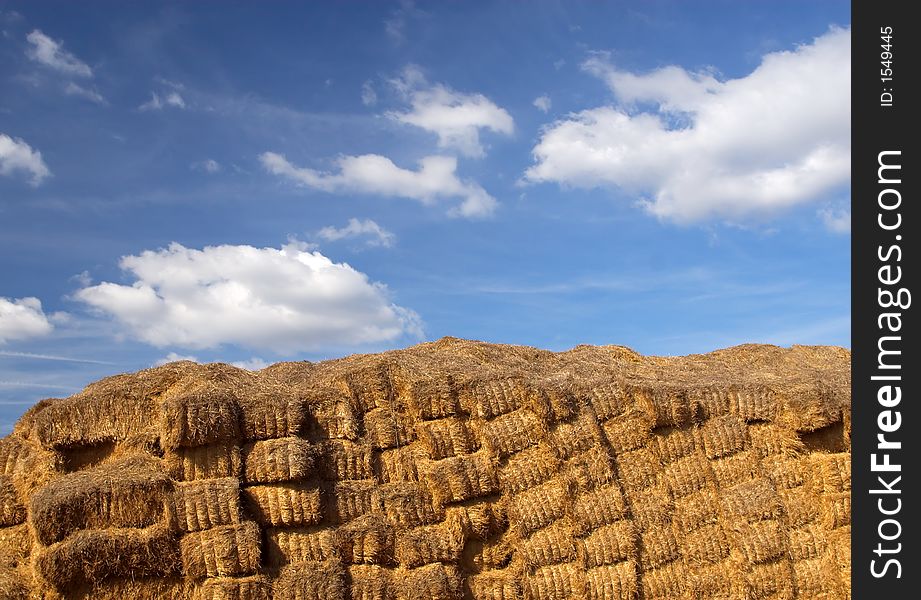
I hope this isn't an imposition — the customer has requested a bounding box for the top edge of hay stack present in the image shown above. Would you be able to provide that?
[0,337,851,599]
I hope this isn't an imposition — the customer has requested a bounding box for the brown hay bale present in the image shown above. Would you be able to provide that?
[687,388,732,421]
[821,492,850,530]
[524,562,585,600]
[348,564,395,600]
[417,418,478,460]
[791,556,845,598]
[400,374,460,421]
[447,501,506,541]
[586,382,642,421]
[565,446,616,492]
[237,388,309,441]
[466,536,514,571]
[747,423,804,458]
[242,437,314,484]
[275,559,346,600]
[696,414,749,459]
[624,483,672,530]
[396,563,462,600]
[613,446,661,491]
[179,521,260,579]
[507,478,570,537]
[569,484,629,535]
[467,570,522,600]
[747,559,793,599]
[461,378,533,420]
[160,384,241,450]
[0,477,25,527]
[317,440,375,481]
[684,559,737,598]
[580,520,636,567]
[29,455,170,546]
[242,481,323,527]
[778,486,821,529]
[0,437,57,499]
[709,449,761,488]
[762,455,807,490]
[584,560,637,600]
[424,451,498,506]
[0,567,29,600]
[342,362,395,412]
[338,514,396,565]
[600,411,653,456]
[720,478,783,522]
[498,444,560,494]
[640,560,686,599]
[638,524,679,570]
[59,577,191,600]
[648,426,696,465]
[372,482,443,527]
[165,443,242,481]
[479,409,546,459]
[520,521,577,571]
[32,392,158,450]
[787,524,828,561]
[171,478,241,532]
[0,524,31,570]
[265,526,338,566]
[680,523,730,565]
[395,517,465,568]
[34,524,179,590]
[193,575,271,600]
[813,452,850,494]
[327,480,377,523]
[672,488,720,532]
[377,444,427,483]
[659,453,713,499]
[309,393,360,441]
[729,519,786,565]
[648,388,692,428]
[364,407,416,450]
[729,387,780,422]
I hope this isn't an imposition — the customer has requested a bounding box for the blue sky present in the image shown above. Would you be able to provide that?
[0,1,850,433]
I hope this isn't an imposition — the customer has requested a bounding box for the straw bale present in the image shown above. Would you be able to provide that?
[32,391,158,450]
[730,519,786,565]
[697,414,749,459]
[584,560,637,600]
[0,568,29,600]
[827,526,850,579]
[342,361,395,412]
[613,446,661,491]
[709,449,760,488]
[165,443,242,481]
[424,451,498,506]
[660,453,712,499]
[580,521,636,567]
[401,374,460,421]
[721,477,784,522]
[0,477,24,527]
[587,383,640,421]
[498,444,560,494]
[396,563,463,600]
[681,523,730,564]
[524,562,585,600]
[569,484,629,535]
[193,575,271,600]
[813,452,850,494]
[317,440,375,480]
[29,455,170,546]
[172,478,241,532]
[309,394,360,441]
[729,387,780,422]
[747,559,793,599]
[339,514,396,565]
[274,559,346,600]
[565,446,616,492]
[61,577,191,600]
[34,524,179,590]
[791,556,845,599]
[648,388,692,428]
[761,455,807,490]
[0,524,30,569]
[417,418,478,460]
[640,560,686,599]
[600,410,652,456]
[687,388,732,421]
[467,570,522,600]
[265,526,338,566]
[348,564,395,600]
[747,423,804,458]
[649,426,696,464]
[237,388,308,441]
[395,517,465,568]
[160,385,240,450]
[462,378,532,420]
[180,521,260,579]
[684,560,737,599]
[0,436,57,480]
[539,380,578,424]
[327,480,378,523]
[447,500,506,540]
[624,483,672,530]
[243,481,323,527]
[242,437,314,484]
[364,408,415,450]
[638,523,679,569]
[372,482,443,527]
[466,536,514,571]
[520,521,577,570]
[787,524,828,561]
[507,478,570,537]
[672,488,720,532]
[377,444,426,483]
[479,409,546,458]
[821,492,850,530]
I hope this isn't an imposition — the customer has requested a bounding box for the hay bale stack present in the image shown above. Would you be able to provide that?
[0,339,850,598]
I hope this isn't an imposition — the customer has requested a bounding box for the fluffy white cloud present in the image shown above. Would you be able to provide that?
[261,152,496,218]
[0,133,51,185]
[818,207,850,234]
[75,241,422,353]
[533,95,552,113]
[525,27,850,224]
[25,29,92,77]
[388,66,514,158]
[139,91,186,111]
[0,297,54,344]
[64,82,106,104]
[317,218,396,248]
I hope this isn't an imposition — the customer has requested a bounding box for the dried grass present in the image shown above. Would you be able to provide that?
[274,559,346,600]
[237,386,309,441]
[171,478,242,533]
[0,524,31,570]
[265,525,338,566]
[467,570,522,600]
[424,451,499,506]
[507,478,571,537]
[179,521,260,579]
[0,477,25,527]
[524,562,585,600]
[160,381,241,450]
[192,575,271,600]
[242,437,314,484]
[364,407,416,450]
[395,516,465,568]
[584,560,637,600]
[317,440,375,481]
[165,443,242,481]
[243,481,323,527]
[417,418,478,460]
[372,482,443,527]
[396,563,462,600]
[348,564,395,600]
[339,514,396,565]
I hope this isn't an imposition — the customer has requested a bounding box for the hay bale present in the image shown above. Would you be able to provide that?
[400,374,460,421]
[671,489,720,532]
[648,426,696,464]
[171,478,241,533]
[624,484,672,531]
[461,378,533,420]
[684,560,737,598]
[569,484,629,535]
[821,492,850,530]
[659,453,713,499]
[613,446,661,491]
[339,514,395,565]
[787,524,828,561]
[524,562,585,600]
[326,480,377,523]
[341,361,395,412]
[498,444,560,494]
[237,388,309,441]
[447,501,507,541]
[34,525,179,591]
[243,481,323,527]
[0,568,29,600]
[317,440,375,481]
[479,409,546,459]
[0,524,31,570]
[377,444,426,483]
[729,387,780,422]
[193,575,271,600]
[813,452,850,494]
[584,560,637,600]
[29,455,170,546]
[648,388,692,428]
[507,478,570,537]
[746,558,793,599]
[31,391,158,450]
[424,451,498,506]
[308,393,359,441]
[165,443,242,481]
[520,521,577,571]
[581,521,636,567]
[640,560,686,599]
[680,523,730,565]
[417,418,478,460]
[242,437,314,484]
[696,414,749,459]
[180,522,260,579]
[720,478,783,521]
[0,437,57,499]
[348,564,395,600]
[364,408,416,450]
[548,410,603,461]
[55,577,191,600]
[160,384,241,450]
[467,570,522,600]
[372,482,443,527]
[638,524,679,570]
[748,423,805,458]
[709,449,761,488]
[396,563,462,600]
[600,411,653,456]
[0,477,25,527]
[565,446,617,492]
[395,516,465,568]
[265,526,338,566]
[274,559,346,600]
[778,486,821,529]
[586,382,638,421]
[730,519,786,565]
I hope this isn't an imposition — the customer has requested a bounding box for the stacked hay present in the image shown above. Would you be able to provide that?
[0,339,851,598]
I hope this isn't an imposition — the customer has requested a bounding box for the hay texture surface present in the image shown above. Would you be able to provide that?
[0,339,851,598]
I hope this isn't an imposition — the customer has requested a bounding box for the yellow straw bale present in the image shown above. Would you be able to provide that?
[720,477,784,522]
[498,444,560,494]
[813,452,850,494]
[364,407,416,450]
[32,391,158,450]
[680,523,730,565]
[171,478,241,532]
[401,374,460,421]
[746,559,793,599]
[327,480,378,523]
[339,514,396,565]
[614,446,661,492]
[640,560,686,599]
[193,575,271,600]
[747,423,804,458]
[417,418,478,460]
[709,449,761,488]
[569,484,629,535]
[696,414,749,459]
[348,564,395,600]
[372,482,443,527]
[649,426,696,464]
[467,570,522,600]
[342,362,395,412]
[585,560,637,600]
[524,562,585,600]
[565,446,617,492]
[519,521,577,571]
[580,520,636,567]
[424,451,498,506]
[729,387,781,422]
[684,559,737,599]
[821,492,850,530]
[265,526,338,566]
[587,382,641,421]
[309,394,360,441]
[648,388,692,428]
[237,388,309,441]
[242,437,314,484]
[480,409,546,458]
[377,444,427,483]
[447,501,506,540]
[660,453,712,499]
[638,524,679,570]
[274,559,346,600]
[395,517,465,568]
[165,443,242,481]
[462,378,533,420]
[672,488,720,532]
[777,485,821,529]
[179,521,260,579]
[787,524,828,561]
[160,385,241,450]
[0,477,25,527]
[243,481,323,527]
[625,483,672,530]
[507,478,570,537]
[730,519,786,565]
[317,440,375,481]
[601,411,653,456]
[0,524,31,570]
[396,562,463,600]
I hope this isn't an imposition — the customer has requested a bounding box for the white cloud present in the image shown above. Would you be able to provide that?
[818,207,850,234]
[64,82,106,104]
[192,159,221,173]
[232,357,269,371]
[75,241,423,353]
[533,95,552,113]
[154,352,199,366]
[25,29,92,77]
[261,152,497,218]
[317,218,396,248]
[0,297,54,344]
[139,91,186,111]
[361,80,378,106]
[388,66,514,158]
[525,27,850,225]
[0,133,51,185]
